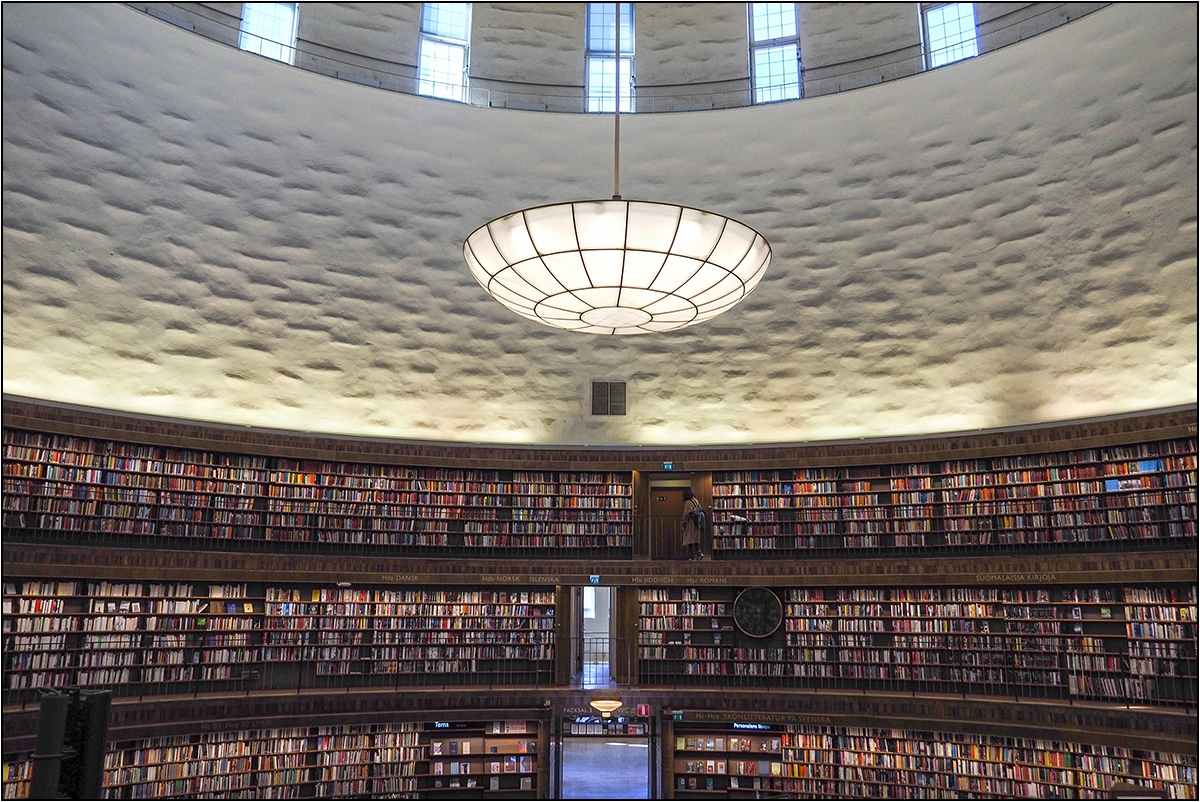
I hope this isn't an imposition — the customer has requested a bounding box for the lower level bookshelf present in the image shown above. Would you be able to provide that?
[668,721,1199,800]
[5,712,1194,800]
[0,718,543,800]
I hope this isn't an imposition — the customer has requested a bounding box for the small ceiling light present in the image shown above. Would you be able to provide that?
[589,699,623,718]
[464,4,770,335]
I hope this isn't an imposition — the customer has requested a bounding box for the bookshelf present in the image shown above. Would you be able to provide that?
[1,760,30,801]
[3,580,557,702]
[711,438,1197,555]
[96,722,430,800]
[262,585,556,687]
[427,720,539,795]
[1,430,633,556]
[638,584,1197,706]
[671,727,783,794]
[1,581,80,691]
[669,722,1199,800]
[80,719,541,800]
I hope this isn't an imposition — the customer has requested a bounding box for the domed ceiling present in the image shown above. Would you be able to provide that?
[2,4,1196,446]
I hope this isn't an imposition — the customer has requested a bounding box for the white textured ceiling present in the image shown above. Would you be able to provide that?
[2,4,1196,446]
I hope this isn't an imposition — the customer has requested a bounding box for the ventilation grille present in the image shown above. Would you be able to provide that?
[591,381,627,416]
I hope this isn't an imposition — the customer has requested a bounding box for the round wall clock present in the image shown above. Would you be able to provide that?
[732,587,783,638]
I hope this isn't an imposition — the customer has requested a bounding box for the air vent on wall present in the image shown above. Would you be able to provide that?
[591,381,626,416]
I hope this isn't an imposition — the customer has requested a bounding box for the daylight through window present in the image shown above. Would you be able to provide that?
[749,3,801,103]
[923,3,978,68]
[419,3,471,102]
[586,3,634,113]
[239,3,298,64]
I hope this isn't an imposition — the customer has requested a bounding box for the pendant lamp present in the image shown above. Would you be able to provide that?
[464,4,771,335]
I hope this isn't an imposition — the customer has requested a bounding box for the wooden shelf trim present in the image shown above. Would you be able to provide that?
[4,542,1194,586]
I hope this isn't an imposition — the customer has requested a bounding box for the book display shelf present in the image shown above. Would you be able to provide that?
[1,430,633,557]
[427,720,540,796]
[638,584,1197,706]
[668,722,1199,800]
[711,438,1197,556]
[2,580,556,703]
[671,727,783,794]
[567,716,648,736]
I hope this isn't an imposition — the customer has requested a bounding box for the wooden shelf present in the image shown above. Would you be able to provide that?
[638,584,1197,707]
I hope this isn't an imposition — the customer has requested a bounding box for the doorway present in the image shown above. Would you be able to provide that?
[560,716,652,799]
[581,585,612,688]
[649,475,690,559]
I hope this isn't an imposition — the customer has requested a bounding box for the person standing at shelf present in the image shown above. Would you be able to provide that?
[681,489,706,561]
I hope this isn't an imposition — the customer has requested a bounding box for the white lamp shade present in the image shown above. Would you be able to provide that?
[465,200,771,335]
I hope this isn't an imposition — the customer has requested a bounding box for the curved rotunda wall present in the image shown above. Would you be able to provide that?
[1,3,1196,446]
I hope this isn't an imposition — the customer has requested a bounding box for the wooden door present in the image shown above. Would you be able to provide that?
[649,487,685,559]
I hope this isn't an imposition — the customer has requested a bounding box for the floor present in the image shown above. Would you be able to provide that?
[561,738,650,799]
[582,661,616,689]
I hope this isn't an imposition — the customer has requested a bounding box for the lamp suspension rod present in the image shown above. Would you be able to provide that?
[613,1,621,199]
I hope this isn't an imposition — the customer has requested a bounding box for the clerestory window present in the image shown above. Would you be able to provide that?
[239,3,298,65]
[749,3,802,103]
[418,3,472,102]
[586,3,634,113]
[922,3,978,69]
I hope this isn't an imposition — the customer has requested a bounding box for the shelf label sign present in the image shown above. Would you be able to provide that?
[663,462,673,470]
[589,575,600,585]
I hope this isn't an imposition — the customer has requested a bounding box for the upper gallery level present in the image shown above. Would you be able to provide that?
[3,397,1195,564]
